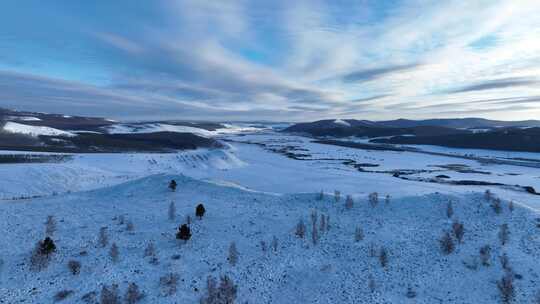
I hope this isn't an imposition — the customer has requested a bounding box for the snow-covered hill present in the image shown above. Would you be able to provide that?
[1,174,539,303]
[2,121,77,137]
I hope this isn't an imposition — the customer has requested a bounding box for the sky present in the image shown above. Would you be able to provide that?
[0,0,540,122]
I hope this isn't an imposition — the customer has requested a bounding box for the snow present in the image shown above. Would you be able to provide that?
[105,123,265,138]
[334,119,350,127]
[2,122,76,137]
[1,127,540,303]
[6,116,42,121]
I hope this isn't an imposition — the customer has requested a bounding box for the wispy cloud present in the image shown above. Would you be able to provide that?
[0,0,539,121]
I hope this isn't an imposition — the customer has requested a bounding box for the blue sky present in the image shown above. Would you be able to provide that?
[0,0,539,121]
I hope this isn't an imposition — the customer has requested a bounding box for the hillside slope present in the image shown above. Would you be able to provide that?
[1,175,539,303]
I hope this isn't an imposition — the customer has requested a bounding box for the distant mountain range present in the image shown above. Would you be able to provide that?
[283,118,540,152]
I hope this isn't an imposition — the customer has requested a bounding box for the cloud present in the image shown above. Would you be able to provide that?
[444,77,540,94]
[340,64,420,83]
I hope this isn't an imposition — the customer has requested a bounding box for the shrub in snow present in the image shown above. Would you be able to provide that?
[124,282,144,304]
[334,190,341,202]
[479,245,491,266]
[176,224,191,242]
[159,273,179,296]
[492,198,502,215]
[497,273,515,304]
[452,221,464,243]
[67,260,81,275]
[109,243,120,263]
[169,179,177,192]
[446,201,454,219]
[345,195,354,210]
[499,224,509,246]
[200,275,237,304]
[439,231,455,255]
[228,242,239,266]
[196,204,206,219]
[45,215,57,237]
[168,201,176,221]
[81,291,97,304]
[405,287,417,298]
[100,284,120,304]
[355,227,364,242]
[379,247,389,268]
[369,192,379,208]
[53,290,74,302]
[98,227,109,248]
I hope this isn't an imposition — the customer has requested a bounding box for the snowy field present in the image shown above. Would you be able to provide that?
[1,128,540,303]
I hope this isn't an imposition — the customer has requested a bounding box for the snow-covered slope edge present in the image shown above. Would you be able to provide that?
[0,174,538,303]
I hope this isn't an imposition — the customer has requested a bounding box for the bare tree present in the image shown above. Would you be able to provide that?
[98,227,109,248]
[326,215,330,231]
[499,224,509,246]
[159,273,179,297]
[369,192,379,208]
[345,195,354,210]
[452,221,464,243]
[67,260,81,275]
[126,220,134,232]
[485,189,492,201]
[200,275,237,304]
[492,198,502,215]
[260,240,267,254]
[295,219,306,239]
[355,227,364,242]
[228,242,239,266]
[317,190,324,201]
[379,247,389,268]
[439,231,455,255]
[124,282,144,304]
[334,190,341,202]
[479,245,491,266]
[168,201,176,221]
[497,273,515,304]
[109,243,119,263]
[45,215,57,237]
[144,242,158,265]
[368,275,376,293]
[312,220,319,245]
[100,284,120,304]
[500,253,511,273]
[271,236,278,253]
[508,201,514,213]
[311,210,318,226]
[446,201,454,219]
[320,214,326,232]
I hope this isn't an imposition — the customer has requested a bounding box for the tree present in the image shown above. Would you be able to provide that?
[317,190,324,201]
[228,242,239,266]
[109,243,120,263]
[67,260,81,275]
[479,245,491,266]
[492,198,502,215]
[369,192,379,208]
[98,227,108,248]
[355,227,364,242]
[497,273,515,304]
[452,221,464,243]
[499,224,509,246]
[39,237,56,256]
[45,215,57,237]
[484,189,492,201]
[508,201,514,213]
[446,201,454,219]
[124,282,144,304]
[312,220,319,245]
[320,214,326,232]
[196,204,206,219]
[439,231,454,255]
[176,224,191,242]
[271,236,278,253]
[169,179,177,192]
[385,195,391,205]
[100,284,120,304]
[295,219,306,239]
[379,247,389,268]
[334,190,341,202]
[200,275,237,304]
[345,195,354,210]
[168,201,176,221]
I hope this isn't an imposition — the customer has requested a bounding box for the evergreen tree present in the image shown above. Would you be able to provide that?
[176,224,191,242]
[196,204,206,219]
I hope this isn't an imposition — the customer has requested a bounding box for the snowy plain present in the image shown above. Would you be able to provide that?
[1,126,540,303]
